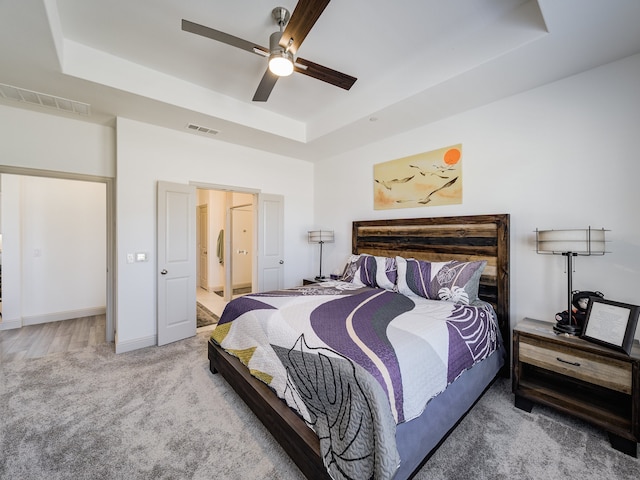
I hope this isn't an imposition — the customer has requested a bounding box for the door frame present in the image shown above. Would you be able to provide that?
[0,165,116,343]
[197,203,208,290]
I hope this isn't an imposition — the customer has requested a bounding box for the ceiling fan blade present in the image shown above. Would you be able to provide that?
[279,0,330,55]
[252,68,279,102]
[182,19,269,56]
[294,57,357,90]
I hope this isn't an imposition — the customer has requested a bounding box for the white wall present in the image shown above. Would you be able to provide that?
[0,175,21,325]
[196,188,225,291]
[115,117,315,351]
[0,104,115,178]
[207,191,225,289]
[0,106,113,330]
[1,174,106,327]
[208,190,226,290]
[315,53,640,340]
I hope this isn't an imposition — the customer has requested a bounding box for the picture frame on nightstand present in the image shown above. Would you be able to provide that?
[581,297,640,355]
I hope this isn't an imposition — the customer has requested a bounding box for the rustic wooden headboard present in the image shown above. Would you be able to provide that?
[352,214,510,360]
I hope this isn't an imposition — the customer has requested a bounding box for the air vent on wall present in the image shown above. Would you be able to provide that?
[0,83,90,116]
[186,123,219,136]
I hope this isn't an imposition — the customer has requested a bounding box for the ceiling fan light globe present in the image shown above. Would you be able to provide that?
[269,53,294,76]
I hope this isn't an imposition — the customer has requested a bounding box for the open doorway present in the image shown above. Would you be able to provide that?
[158,183,283,343]
[0,168,114,348]
[195,188,254,328]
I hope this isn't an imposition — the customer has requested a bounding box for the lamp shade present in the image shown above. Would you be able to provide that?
[308,230,334,244]
[536,227,607,255]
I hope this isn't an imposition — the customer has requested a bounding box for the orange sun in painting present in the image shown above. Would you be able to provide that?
[443,148,461,165]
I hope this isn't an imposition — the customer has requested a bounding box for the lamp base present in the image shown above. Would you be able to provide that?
[554,309,583,336]
[315,276,328,281]
[553,323,582,336]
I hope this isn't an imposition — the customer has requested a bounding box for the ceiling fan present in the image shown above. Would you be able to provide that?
[182,0,357,102]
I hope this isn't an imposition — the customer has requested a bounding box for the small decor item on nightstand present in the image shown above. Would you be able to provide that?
[536,226,609,336]
[581,297,640,355]
[554,290,604,335]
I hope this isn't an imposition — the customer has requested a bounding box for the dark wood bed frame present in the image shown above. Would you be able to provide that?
[208,214,510,479]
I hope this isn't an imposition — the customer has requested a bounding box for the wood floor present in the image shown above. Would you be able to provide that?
[0,315,107,362]
[0,291,228,363]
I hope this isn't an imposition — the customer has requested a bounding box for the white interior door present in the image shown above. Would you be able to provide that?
[256,193,284,292]
[157,181,196,346]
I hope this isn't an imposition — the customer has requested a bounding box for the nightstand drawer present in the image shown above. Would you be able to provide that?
[519,339,632,394]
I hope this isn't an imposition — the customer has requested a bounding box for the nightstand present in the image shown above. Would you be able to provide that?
[513,317,640,457]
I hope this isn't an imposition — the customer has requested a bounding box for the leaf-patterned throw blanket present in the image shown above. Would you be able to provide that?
[212,281,501,480]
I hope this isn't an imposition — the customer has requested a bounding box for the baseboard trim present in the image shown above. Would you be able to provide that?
[201,284,223,293]
[202,283,251,294]
[22,306,107,326]
[115,335,156,354]
[0,317,23,330]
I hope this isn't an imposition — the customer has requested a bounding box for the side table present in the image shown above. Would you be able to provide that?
[512,317,639,457]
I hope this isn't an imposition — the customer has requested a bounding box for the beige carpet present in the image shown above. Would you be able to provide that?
[1,332,637,479]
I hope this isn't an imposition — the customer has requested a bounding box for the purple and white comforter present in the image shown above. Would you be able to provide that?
[211,281,501,480]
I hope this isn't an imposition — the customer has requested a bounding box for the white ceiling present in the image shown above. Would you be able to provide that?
[1,0,640,162]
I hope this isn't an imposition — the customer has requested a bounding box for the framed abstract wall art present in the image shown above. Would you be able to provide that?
[373,144,462,210]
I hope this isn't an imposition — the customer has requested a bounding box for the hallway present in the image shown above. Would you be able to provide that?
[196,287,232,334]
[196,288,227,318]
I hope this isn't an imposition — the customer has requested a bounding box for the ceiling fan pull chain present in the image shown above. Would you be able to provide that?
[284,38,294,54]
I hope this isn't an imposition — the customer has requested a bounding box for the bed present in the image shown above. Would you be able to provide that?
[208,214,510,479]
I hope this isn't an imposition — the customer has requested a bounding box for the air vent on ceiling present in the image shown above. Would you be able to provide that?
[0,83,90,116]
[186,123,219,136]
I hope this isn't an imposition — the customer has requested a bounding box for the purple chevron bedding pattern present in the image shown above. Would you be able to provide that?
[211,280,501,480]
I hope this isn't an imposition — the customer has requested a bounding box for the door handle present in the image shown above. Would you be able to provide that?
[279,260,284,264]
[161,269,168,275]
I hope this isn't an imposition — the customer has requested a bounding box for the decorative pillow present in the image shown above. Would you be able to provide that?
[341,254,397,290]
[340,254,367,282]
[396,256,486,305]
[371,255,397,291]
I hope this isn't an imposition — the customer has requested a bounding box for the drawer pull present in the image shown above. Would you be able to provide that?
[556,357,580,367]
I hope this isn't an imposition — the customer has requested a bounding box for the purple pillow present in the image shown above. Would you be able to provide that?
[396,257,486,304]
[341,254,397,290]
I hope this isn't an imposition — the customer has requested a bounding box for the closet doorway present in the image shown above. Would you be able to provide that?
[0,166,114,344]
